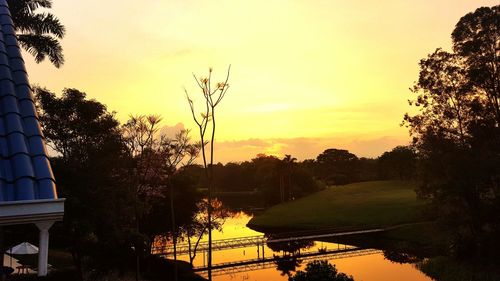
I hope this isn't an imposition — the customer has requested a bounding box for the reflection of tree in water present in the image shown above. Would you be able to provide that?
[273,254,302,277]
[290,260,354,281]
[383,250,421,264]
[265,236,315,277]
[215,196,258,216]
[266,236,315,255]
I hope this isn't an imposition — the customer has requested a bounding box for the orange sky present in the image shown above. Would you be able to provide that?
[24,0,498,162]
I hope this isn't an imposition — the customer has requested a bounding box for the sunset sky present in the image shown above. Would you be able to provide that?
[25,0,498,163]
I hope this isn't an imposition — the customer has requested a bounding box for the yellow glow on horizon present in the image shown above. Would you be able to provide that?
[23,0,499,160]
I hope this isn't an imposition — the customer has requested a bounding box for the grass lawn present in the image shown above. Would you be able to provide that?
[248,180,427,231]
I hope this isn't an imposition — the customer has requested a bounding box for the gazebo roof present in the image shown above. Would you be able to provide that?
[0,1,57,202]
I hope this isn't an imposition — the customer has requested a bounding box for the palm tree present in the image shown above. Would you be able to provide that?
[279,155,297,202]
[7,0,65,68]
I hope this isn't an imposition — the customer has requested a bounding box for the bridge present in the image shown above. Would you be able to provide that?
[152,235,266,256]
[151,228,385,256]
[194,247,383,277]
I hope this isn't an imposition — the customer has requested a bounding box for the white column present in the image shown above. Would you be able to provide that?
[35,221,54,277]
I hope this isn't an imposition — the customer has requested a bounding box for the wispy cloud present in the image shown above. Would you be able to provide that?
[159,122,409,163]
[211,135,410,163]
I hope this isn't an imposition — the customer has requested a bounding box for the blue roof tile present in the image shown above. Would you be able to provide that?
[19,100,38,118]
[16,84,33,99]
[0,0,58,202]
[28,136,47,156]
[0,80,14,94]
[23,117,42,137]
[7,133,28,155]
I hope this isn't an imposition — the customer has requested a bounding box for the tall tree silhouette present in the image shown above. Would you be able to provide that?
[452,6,499,124]
[8,0,65,67]
[186,66,231,281]
[404,5,500,258]
[279,155,296,202]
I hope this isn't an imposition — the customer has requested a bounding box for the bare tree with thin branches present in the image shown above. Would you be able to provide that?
[185,65,231,281]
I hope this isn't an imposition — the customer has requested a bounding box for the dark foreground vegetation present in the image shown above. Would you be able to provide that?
[403,4,500,261]
[5,258,205,281]
[1,2,498,281]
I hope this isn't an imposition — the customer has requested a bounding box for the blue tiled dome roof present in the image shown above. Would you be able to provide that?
[0,1,57,202]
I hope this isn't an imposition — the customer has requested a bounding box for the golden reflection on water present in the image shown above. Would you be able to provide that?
[173,212,432,281]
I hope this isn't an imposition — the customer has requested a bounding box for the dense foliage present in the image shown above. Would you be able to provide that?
[8,0,65,67]
[182,147,415,207]
[404,5,500,258]
[33,88,202,279]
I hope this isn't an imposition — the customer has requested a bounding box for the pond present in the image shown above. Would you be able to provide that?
[171,212,433,281]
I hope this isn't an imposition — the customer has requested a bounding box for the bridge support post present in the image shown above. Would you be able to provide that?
[262,244,265,260]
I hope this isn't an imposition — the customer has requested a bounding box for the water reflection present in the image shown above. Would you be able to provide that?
[165,212,432,281]
[383,250,421,264]
[274,255,302,277]
[266,237,315,255]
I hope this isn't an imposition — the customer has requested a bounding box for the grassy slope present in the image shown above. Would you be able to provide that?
[248,180,426,231]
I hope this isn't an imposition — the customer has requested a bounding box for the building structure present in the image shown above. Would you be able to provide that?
[0,0,64,276]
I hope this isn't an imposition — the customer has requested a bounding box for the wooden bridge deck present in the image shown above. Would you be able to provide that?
[151,228,385,256]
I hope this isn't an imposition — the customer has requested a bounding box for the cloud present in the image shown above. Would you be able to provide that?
[157,124,410,163]
[210,135,411,163]
[159,123,186,138]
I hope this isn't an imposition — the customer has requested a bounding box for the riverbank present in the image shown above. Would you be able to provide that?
[248,181,427,232]
[247,181,448,254]
[248,180,500,280]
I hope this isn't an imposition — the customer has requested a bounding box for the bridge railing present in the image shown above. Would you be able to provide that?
[195,248,383,276]
[151,235,265,255]
[152,227,387,255]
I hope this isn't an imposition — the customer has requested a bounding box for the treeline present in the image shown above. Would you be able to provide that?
[179,146,417,206]
[5,88,205,280]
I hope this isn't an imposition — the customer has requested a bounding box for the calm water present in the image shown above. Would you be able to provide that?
[173,212,433,281]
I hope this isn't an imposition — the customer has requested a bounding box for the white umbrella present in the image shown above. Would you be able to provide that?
[6,242,39,255]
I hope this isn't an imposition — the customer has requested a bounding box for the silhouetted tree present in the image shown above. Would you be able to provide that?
[161,130,198,279]
[122,115,163,281]
[185,66,231,281]
[403,5,500,259]
[452,6,500,125]
[274,255,302,277]
[378,146,416,180]
[278,155,296,202]
[266,238,314,255]
[122,115,199,280]
[8,0,65,67]
[35,87,135,277]
[182,199,230,266]
[359,157,379,181]
[316,149,359,185]
[289,260,354,281]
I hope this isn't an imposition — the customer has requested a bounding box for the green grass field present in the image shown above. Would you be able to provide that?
[248,180,427,231]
